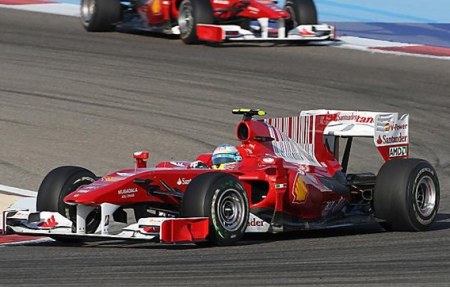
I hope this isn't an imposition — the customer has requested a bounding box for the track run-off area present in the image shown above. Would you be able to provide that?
[0,7,450,286]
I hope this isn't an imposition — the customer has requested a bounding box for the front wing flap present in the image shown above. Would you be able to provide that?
[3,210,209,244]
[197,22,335,43]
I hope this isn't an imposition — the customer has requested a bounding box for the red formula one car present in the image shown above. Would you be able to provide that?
[4,109,440,246]
[80,0,334,44]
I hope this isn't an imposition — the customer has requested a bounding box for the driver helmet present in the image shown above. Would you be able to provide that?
[211,144,242,170]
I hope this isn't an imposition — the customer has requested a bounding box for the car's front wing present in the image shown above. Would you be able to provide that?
[3,210,209,243]
[196,20,335,43]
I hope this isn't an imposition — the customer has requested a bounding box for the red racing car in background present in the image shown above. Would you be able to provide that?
[80,0,335,44]
[4,109,440,246]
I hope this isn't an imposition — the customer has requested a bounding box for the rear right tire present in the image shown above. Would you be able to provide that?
[374,159,440,231]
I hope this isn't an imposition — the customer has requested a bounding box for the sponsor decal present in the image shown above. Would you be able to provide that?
[248,217,265,227]
[336,112,374,123]
[385,122,408,132]
[245,214,270,232]
[104,215,110,226]
[118,188,138,199]
[275,183,286,189]
[389,146,408,158]
[213,0,229,4]
[377,134,408,145]
[292,174,308,203]
[14,211,29,217]
[177,178,192,185]
[102,176,120,182]
[262,157,275,164]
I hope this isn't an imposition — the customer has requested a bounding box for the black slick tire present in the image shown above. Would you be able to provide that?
[180,172,249,246]
[36,166,100,238]
[284,0,318,32]
[374,159,440,231]
[178,0,214,44]
[81,0,121,32]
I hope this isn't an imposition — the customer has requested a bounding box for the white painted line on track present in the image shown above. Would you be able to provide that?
[0,3,79,16]
[337,36,450,60]
[0,237,54,246]
[0,184,36,197]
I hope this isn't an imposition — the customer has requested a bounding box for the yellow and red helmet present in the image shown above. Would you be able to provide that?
[211,144,242,170]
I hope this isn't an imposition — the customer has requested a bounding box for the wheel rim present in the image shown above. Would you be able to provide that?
[414,175,437,217]
[216,188,246,232]
[81,0,95,23]
[178,2,194,37]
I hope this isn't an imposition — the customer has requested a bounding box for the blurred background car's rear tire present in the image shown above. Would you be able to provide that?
[81,0,121,32]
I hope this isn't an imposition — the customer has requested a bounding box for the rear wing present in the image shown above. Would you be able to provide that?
[266,110,409,169]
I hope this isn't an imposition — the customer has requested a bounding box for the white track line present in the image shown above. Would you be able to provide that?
[0,237,54,246]
[0,184,36,197]
[0,3,79,16]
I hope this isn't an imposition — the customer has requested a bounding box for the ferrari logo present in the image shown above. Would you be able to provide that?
[292,174,308,203]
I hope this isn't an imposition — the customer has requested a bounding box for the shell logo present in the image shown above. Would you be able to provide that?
[292,174,308,203]
[151,0,161,14]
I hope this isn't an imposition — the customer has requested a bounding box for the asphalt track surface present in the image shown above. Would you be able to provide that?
[1,8,450,286]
